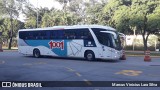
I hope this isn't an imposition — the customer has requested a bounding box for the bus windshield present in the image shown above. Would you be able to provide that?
[110,34,117,48]
[92,28,122,50]
[96,32,112,47]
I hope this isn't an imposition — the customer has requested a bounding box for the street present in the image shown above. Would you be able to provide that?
[0,51,160,90]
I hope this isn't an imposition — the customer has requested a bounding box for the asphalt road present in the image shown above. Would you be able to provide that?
[0,51,160,90]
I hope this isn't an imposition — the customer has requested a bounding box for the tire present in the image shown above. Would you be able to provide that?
[85,51,95,61]
[33,49,41,58]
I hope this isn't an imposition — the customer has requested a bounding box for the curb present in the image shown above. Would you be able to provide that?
[3,50,18,52]
[127,55,160,58]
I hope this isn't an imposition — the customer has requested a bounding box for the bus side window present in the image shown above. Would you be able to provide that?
[27,32,33,39]
[50,31,56,39]
[24,31,28,39]
[36,32,41,39]
[64,30,69,39]
[57,30,64,39]
[87,32,94,41]
[41,31,47,39]
[79,30,85,39]
[79,29,91,40]
[19,31,26,39]
[63,29,77,39]
[25,32,28,39]
[69,30,76,39]
[46,31,50,39]
[75,30,81,39]
[33,31,38,39]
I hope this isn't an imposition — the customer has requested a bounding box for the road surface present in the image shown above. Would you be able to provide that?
[0,51,160,90]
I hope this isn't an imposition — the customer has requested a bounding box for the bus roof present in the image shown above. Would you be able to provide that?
[19,25,116,31]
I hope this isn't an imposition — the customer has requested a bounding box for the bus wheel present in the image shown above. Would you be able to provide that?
[85,51,95,61]
[33,49,41,58]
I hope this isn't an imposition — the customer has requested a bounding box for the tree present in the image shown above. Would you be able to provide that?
[23,3,38,28]
[0,0,26,49]
[129,0,160,51]
[103,0,160,51]
[41,10,63,27]
[86,3,106,25]
[103,0,122,27]
[67,0,84,24]
[55,0,72,25]
[112,5,132,34]
[24,6,50,28]
[41,9,79,27]
[0,18,24,46]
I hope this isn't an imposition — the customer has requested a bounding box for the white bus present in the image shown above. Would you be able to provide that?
[18,25,125,60]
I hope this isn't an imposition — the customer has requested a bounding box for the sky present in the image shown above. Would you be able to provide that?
[29,0,62,9]
[18,0,62,22]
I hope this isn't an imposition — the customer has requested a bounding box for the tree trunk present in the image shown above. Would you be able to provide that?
[143,39,147,51]
[8,18,13,49]
[142,34,147,51]
[142,33,150,51]
[8,37,12,49]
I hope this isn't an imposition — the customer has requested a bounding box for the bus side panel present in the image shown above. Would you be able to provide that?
[18,39,59,56]
[82,47,102,59]
[67,40,83,57]
[18,39,33,55]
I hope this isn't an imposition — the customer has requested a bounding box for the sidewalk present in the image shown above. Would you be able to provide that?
[126,50,160,58]
[3,50,18,52]
[126,50,160,53]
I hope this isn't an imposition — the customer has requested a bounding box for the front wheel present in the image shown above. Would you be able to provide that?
[85,51,95,61]
[33,49,41,58]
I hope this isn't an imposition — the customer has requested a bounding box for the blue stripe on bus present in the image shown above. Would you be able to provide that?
[25,40,70,57]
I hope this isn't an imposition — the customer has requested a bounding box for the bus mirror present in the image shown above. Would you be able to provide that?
[100,31,117,39]
[118,33,126,40]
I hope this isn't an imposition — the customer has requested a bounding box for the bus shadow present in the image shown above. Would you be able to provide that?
[24,56,120,63]
[97,59,121,63]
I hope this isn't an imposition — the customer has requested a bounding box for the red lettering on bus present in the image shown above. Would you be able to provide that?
[49,40,64,50]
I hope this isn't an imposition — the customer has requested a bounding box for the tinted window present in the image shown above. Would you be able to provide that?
[19,28,94,41]
[98,32,112,47]
[92,28,114,48]
[35,31,47,39]
[64,30,76,39]
[50,30,64,39]
[54,28,94,40]
[19,31,25,39]
[75,28,94,40]
[19,30,49,40]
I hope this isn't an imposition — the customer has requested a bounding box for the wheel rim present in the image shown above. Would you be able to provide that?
[87,53,93,60]
[34,50,39,57]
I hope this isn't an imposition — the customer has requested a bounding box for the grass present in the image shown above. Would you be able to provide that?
[2,47,18,50]
[126,52,160,57]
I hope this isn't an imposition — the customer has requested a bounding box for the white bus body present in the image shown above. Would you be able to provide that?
[18,25,124,60]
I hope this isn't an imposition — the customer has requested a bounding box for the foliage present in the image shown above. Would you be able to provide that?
[0,0,160,50]
[103,0,160,50]
[0,0,26,49]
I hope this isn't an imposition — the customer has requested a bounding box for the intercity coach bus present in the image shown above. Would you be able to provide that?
[18,25,125,60]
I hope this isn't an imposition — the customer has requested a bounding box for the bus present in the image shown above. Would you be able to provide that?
[18,25,125,60]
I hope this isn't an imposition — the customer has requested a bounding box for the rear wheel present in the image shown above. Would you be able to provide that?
[33,49,41,58]
[85,51,95,61]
